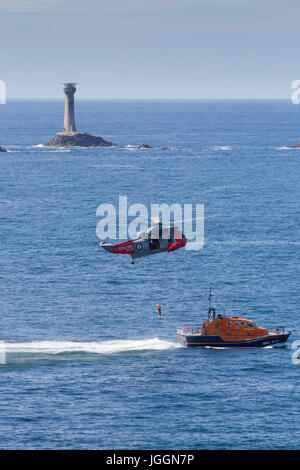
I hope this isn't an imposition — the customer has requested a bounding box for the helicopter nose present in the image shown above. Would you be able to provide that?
[168,238,187,252]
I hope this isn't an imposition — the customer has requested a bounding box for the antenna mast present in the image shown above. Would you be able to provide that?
[207,285,216,319]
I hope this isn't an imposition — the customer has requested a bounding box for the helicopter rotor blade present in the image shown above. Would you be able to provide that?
[172,214,221,225]
[98,213,221,231]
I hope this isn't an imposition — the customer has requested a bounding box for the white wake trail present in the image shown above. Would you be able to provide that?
[4,338,179,356]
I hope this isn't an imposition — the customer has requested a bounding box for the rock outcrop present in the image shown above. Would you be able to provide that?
[137,143,152,149]
[161,146,179,150]
[43,132,116,148]
[0,146,7,152]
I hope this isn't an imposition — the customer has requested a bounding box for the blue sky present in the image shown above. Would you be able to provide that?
[1,0,300,99]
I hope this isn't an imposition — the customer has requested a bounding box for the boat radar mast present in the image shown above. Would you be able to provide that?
[207,285,217,319]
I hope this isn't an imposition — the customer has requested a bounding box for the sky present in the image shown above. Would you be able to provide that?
[1,0,300,99]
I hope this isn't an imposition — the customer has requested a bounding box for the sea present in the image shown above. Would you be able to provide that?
[0,99,299,449]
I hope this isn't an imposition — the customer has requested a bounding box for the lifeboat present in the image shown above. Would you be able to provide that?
[177,287,291,348]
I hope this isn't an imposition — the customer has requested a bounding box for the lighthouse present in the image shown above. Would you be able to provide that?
[43,82,116,147]
[63,82,77,133]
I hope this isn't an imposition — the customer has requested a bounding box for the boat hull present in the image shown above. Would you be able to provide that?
[178,333,291,348]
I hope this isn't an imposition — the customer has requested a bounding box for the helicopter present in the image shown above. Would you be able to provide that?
[99,218,187,264]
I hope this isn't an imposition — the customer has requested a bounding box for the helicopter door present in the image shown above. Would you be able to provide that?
[148,227,161,250]
[150,239,160,250]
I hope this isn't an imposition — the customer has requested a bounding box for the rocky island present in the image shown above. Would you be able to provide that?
[44,132,116,148]
[43,83,116,148]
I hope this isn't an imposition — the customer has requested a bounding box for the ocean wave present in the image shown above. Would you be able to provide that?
[212,146,232,151]
[42,149,71,153]
[0,199,13,205]
[213,240,300,246]
[121,146,186,151]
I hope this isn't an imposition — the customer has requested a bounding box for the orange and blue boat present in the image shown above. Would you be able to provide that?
[177,287,291,348]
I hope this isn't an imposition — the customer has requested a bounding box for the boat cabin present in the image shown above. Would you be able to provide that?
[200,315,269,341]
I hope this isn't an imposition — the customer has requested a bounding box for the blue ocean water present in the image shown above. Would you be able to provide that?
[0,100,299,449]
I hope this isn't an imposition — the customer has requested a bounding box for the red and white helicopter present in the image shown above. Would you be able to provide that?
[99,217,188,264]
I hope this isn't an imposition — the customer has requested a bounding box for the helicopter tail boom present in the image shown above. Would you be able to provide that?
[99,240,135,255]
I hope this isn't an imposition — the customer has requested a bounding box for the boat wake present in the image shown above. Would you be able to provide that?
[2,338,179,363]
[276,146,300,150]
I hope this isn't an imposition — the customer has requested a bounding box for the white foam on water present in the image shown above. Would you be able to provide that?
[43,149,71,153]
[32,144,71,151]
[5,338,179,356]
[212,145,232,151]
[0,199,13,205]
[275,146,300,150]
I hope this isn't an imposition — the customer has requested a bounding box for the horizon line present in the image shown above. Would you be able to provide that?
[3,97,293,101]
